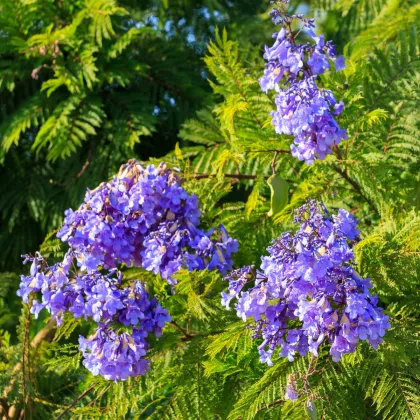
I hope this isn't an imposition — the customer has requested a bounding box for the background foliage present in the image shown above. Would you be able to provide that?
[0,0,419,418]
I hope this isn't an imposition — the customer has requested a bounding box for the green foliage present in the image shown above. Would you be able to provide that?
[1,0,238,269]
[1,0,419,419]
[355,211,420,305]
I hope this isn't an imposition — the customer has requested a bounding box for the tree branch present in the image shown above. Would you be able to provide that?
[2,318,57,420]
[189,172,296,184]
[190,173,259,180]
[49,147,92,186]
[56,383,97,420]
[170,321,193,340]
[256,398,285,413]
[332,165,377,211]
[246,149,291,154]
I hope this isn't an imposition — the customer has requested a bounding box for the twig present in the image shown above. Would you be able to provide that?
[84,384,111,408]
[170,321,227,342]
[22,303,32,420]
[180,329,227,342]
[334,145,343,161]
[191,173,259,180]
[332,165,376,211]
[189,173,296,184]
[246,149,291,154]
[3,318,57,418]
[170,321,192,339]
[256,398,285,413]
[55,383,97,420]
[49,147,92,186]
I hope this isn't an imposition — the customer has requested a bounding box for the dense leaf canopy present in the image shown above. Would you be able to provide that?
[0,0,419,418]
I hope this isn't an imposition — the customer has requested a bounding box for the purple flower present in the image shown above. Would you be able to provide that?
[260,4,347,164]
[335,56,346,71]
[333,209,359,240]
[308,50,330,74]
[222,200,390,365]
[18,249,172,380]
[57,160,238,285]
[330,334,352,362]
[19,159,237,381]
[78,324,151,381]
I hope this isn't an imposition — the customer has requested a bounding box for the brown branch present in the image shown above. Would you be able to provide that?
[191,173,259,180]
[3,318,57,419]
[170,321,192,340]
[22,303,32,420]
[189,172,296,184]
[181,329,227,342]
[246,149,291,154]
[55,383,97,420]
[334,145,343,161]
[84,384,111,408]
[332,165,377,211]
[256,398,285,413]
[50,147,92,187]
[169,321,226,342]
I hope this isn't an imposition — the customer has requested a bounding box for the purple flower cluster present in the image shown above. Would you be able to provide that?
[259,1,347,164]
[222,200,390,365]
[18,159,238,380]
[18,251,171,380]
[57,159,238,284]
[79,325,151,380]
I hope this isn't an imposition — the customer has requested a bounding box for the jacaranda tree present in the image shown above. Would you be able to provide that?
[1,0,419,419]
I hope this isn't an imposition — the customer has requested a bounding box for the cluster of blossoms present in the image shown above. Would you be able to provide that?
[79,325,151,380]
[222,200,390,368]
[259,0,347,164]
[18,160,238,380]
[18,251,171,380]
[57,160,238,285]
